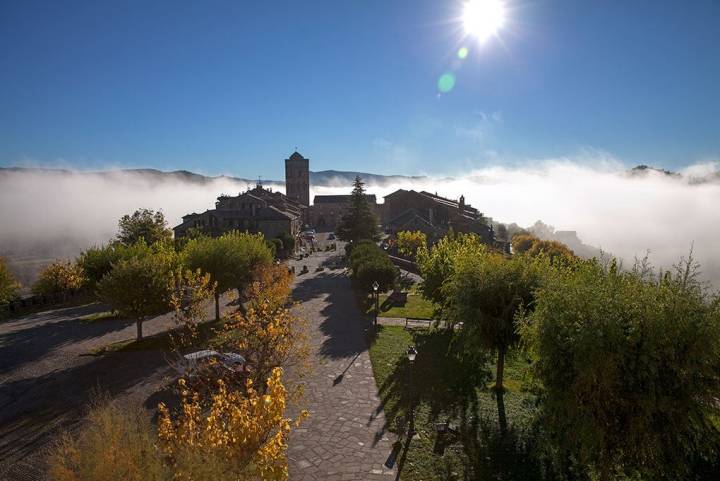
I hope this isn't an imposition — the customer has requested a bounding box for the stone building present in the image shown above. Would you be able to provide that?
[383,189,496,245]
[284,151,310,206]
[173,184,303,240]
[308,194,378,231]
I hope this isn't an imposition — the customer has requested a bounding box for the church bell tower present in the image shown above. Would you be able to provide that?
[284,151,310,206]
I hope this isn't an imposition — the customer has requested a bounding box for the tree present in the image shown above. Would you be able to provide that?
[276,231,295,257]
[77,244,124,289]
[525,239,575,263]
[521,256,720,481]
[96,249,178,340]
[245,263,294,312]
[184,236,236,321]
[0,257,20,304]
[32,260,85,300]
[349,241,396,292]
[223,231,274,307]
[416,232,487,309]
[213,263,305,389]
[510,233,538,254]
[116,208,172,246]
[445,251,544,393]
[396,230,427,260]
[77,241,154,290]
[336,176,380,243]
[183,231,272,318]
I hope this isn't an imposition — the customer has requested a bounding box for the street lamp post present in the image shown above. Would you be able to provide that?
[406,345,418,437]
[372,281,379,327]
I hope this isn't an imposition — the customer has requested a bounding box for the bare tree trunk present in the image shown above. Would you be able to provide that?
[136,318,143,341]
[214,291,220,321]
[496,388,507,433]
[599,462,611,481]
[495,347,505,391]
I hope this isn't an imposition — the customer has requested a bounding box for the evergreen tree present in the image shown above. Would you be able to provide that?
[336,176,380,243]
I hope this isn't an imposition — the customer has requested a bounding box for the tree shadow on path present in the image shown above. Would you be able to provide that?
[292,271,371,360]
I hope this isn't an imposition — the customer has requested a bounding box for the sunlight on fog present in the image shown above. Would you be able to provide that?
[1,160,718,286]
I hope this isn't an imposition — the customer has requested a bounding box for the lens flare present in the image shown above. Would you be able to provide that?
[458,47,469,59]
[438,73,456,93]
[462,0,506,42]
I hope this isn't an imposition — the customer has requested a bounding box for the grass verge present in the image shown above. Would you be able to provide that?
[79,310,122,322]
[369,325,545,481]
[90,319,225,355]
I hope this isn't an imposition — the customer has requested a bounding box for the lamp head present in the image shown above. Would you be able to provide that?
[407,345,417,362]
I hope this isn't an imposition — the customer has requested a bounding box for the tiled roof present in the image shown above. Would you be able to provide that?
[313,194,376,204]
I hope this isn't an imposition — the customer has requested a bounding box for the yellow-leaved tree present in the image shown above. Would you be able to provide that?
[396,230,427,260]
[158,368,307,481]
[48,264,307,481]
[217,263,308,391]
[32,260,85,301]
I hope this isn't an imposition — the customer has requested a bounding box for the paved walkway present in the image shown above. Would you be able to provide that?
[287,251,397,481]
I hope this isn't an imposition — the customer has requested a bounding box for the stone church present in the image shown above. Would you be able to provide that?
[174,150,501,250]
[173,151,310,240]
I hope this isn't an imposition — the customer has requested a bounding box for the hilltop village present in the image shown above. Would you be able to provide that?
[173,151,503,250]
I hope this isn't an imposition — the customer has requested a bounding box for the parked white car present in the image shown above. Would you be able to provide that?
[176,350,246,378]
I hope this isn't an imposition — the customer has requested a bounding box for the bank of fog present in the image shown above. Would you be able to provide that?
[0,162,718,288]
[314,162,720,286]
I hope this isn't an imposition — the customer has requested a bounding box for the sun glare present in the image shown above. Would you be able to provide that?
[462,0,506,42]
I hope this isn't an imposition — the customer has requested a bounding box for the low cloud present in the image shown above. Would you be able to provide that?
[1,158,718,287]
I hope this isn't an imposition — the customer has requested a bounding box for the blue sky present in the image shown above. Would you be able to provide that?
[1,0,718,179]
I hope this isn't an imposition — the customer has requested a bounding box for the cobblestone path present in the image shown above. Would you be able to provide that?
[287,252,397,481]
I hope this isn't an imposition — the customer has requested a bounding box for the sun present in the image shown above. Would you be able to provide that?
[462,0,506,42]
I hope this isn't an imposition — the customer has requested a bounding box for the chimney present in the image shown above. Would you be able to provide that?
[459,195,465,212]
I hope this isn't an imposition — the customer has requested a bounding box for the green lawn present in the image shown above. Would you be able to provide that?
[366,291,435,319]
[369,325,556,481]
[378,293,434,319]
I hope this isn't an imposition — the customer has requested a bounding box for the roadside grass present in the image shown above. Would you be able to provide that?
[91,319,225,355]
[369,325,548,481]
[79,310,122,322]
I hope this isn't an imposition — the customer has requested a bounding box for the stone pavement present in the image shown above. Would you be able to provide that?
[287,252,397,481]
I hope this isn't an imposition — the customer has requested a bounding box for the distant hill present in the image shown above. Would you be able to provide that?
[310,169,425,186]
[0,166,423,187]
[628,164,720,183]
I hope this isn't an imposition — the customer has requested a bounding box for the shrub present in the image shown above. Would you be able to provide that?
[521,256,720,481]
[348,241,396,292]
[32,260,84,299]
[510,233,538,254]
[47,398,166,481]
[396,230,427,260]
[0,256,20,304]
[158,368,307,481]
